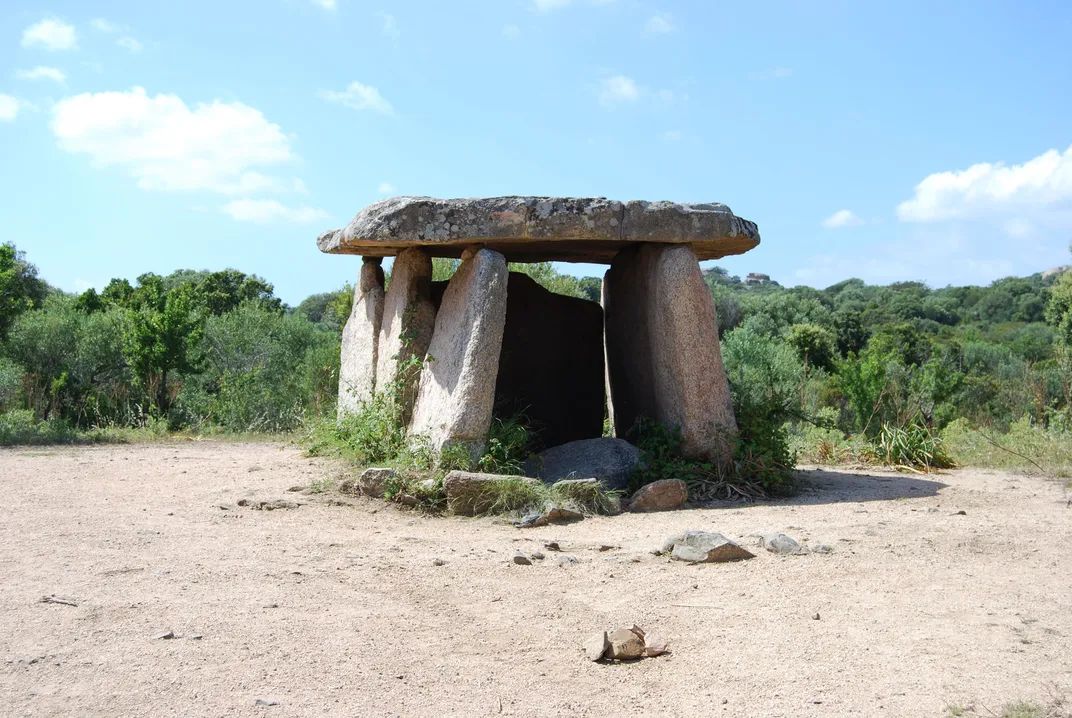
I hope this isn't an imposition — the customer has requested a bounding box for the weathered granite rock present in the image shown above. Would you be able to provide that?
[523,438,640,490]
[585,631,610,661]
[495,273,605,449]
[762,533,806,555]
[442,470,539,516]
[604,244,737,459]
[606,628,645,660]
[628,479,688,512]
[663,531,755,563]
[376,248,437,426]
[409,249,508,461]
[357,467,398,498]
[515,504,585,528]
[317,196,760,263]
[337,258,385,418]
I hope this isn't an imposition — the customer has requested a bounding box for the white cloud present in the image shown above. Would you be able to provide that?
[51,87,298,194]
[1003,218,1034,238]
[0,95,20,122]
[311,0,337,10]
[897,145,1072,223]
[22,18,78,51]
[821,209,864,229]
[117,36,143,53]
[378,182,396,194]
[645,14,674,33]
[91,18,121,33]
[15,66,66,83]
[319,81,394,115]
[222,199,327,223]
[73,278,94,292]
[598,75,639,106]
[660,129,683,142]
[503,24,520,37]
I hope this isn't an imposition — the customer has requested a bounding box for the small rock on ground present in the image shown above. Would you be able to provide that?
[606,628,645,660]
[584,631,610,661]
[762,533,806,555]
[664,531,755,563]
[628,479,688,512]
[512,552,532,566]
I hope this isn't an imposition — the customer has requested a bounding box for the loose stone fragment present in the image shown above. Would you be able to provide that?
[664,531,755,563]
[585,631,610,661]
[512,552,532,566]
[643,635,670,657]
[762,533,806,555]
[606,628,645,660]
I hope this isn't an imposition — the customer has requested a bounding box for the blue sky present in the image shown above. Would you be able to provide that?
[2,0,1071,305]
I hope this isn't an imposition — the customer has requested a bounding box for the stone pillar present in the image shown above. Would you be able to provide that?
[409,248,509,462]
[376,248,437,426]
[337,257,385,419]
[604,244,737,459]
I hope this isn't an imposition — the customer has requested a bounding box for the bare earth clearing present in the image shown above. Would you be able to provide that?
[1,443,1070,717]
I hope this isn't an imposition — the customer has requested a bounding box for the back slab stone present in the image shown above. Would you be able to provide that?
[604,243,737,459]
[409,247,509,461]
[337,258,385,419]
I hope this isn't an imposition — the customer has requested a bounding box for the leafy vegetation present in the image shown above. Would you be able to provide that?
[4,239,1072,484]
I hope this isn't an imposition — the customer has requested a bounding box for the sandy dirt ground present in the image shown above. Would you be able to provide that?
[1,442,1070,717]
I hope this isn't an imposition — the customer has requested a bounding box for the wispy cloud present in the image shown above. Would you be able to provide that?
[659,129,683,142]
[310,0,337,10]
[15,66,66,83]
[319,81,394,115]
[222,199,328,223]
[90,18,121,33]
[117,36,143,53]
[534,0,573,10]
[22,18,77,51]
[821,209,864,229]
[380,13,399,40]
[598,75,639,106]
[645,14,674,33]
[378,182,396,195]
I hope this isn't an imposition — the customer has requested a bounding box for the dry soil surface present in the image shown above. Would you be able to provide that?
[1,442,1070,718]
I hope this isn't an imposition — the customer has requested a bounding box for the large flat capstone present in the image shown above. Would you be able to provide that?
[317,196,760,263]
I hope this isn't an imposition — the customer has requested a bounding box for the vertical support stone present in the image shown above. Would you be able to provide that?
[376,248,436,426]
[337,257,385,419]
[600,276,616,436]
[604,244,737,459]
[409,248,509,461]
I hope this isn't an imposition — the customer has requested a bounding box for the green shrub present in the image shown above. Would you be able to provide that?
[873,421,955,471]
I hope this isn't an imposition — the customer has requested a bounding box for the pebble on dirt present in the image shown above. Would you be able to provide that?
[762,533,806,555]
[587,626,670,662]
[511,552,532,565]
[662,531,755,563]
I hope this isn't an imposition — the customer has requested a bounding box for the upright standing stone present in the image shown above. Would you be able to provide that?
[337,258,385,418]
[604,244,737,459]
[376,248,436,426]
[409,248,508,461]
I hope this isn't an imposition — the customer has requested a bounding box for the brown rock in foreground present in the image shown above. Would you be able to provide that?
[628,479,688,512]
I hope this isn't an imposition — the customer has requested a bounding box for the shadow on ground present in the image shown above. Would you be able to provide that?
[713,467,949,509]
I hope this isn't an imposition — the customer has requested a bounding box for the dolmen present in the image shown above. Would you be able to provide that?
[316,196,760,463]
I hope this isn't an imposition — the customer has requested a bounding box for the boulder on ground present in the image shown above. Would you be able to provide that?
[524,437,640,490]
[337,259,385,418]
[663,531,755,563]
[353,467,398,498]
[442,470,538,516]
[409,248,508,462]
[628,479,688,512]
[515,504,585,528]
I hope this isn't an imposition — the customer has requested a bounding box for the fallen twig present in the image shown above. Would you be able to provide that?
[39,594,78,607]
[669,603,724,609]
